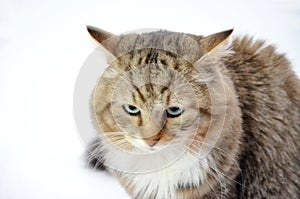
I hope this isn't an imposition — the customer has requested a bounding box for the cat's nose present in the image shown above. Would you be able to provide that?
[144,133,161,147]
[145,137,160,147]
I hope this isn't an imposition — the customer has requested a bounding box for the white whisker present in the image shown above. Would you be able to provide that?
[185,138,243,179]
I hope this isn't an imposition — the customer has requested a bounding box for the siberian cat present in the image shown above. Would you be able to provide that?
[86,25,300,199]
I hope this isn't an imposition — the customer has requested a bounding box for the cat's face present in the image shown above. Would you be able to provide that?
[90,27,238,155]
[93,46,215,153]
[105,60,202,151]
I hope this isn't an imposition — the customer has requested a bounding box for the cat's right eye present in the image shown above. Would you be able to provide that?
[123,104,140,116]
[166,106,183,118]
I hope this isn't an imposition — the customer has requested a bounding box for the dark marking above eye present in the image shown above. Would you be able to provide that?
[132,86,146,103]
[145,52,152,64]
[145,50,159,64]
[174,62,179,70]
[160,59,167,65]
[165,51,177,58]
[138,57,143,65]
[160,86,169,94]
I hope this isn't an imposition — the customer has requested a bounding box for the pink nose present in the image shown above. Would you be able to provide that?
[145,138,160,147]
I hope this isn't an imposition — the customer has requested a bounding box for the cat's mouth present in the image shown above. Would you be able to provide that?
[125,131,181,151]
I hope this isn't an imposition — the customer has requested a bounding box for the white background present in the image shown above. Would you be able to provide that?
[0,0,299,198]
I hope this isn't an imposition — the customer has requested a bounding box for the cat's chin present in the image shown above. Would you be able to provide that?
[144,143,168,152]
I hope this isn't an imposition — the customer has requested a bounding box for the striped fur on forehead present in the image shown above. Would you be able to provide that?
[100,29,233,89]
[113,30,206,63]
[113,62,197,107]
[105,39,232,88]
[115,49,195,73]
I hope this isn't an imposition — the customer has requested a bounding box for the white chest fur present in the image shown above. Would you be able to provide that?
[103,145,209,199]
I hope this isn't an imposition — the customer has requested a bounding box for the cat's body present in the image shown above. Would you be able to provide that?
[225,37,300,198]
[86,26,300,199]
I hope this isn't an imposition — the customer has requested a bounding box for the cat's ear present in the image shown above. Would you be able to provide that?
[199,29,233,53]
[87,25,114,43]
[87,25,117,60]
[193,30,233,81]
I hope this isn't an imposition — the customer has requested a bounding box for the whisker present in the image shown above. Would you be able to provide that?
[183,143,246,190]
[183,145,224,198]
[209,160,227,199]
[208,156,246,189]
[185,139,243,176]
[87,144,106,169]
[204,176,220,199]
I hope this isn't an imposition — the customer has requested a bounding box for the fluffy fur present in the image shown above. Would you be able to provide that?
[86,26,300,198]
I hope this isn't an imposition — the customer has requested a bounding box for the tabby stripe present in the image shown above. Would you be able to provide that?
[137,115,143,126]
[164,90,171,106]
[151,51,158,63]
[161,86,170,104]
[137,56,143,66]
[160,86,168,95]
[131,90,137,103]
[173,61,179,70]
[165,51,177,59]
[146,83,153,94]
[99,102,111,114]
[135,87,146,103]
[99,102,112,128]
[145,51,152,64]
[128,70,147,103]
[160,59,167,65]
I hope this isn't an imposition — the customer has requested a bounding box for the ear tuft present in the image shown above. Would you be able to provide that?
[86,25,114,44]
[200,29,233,53]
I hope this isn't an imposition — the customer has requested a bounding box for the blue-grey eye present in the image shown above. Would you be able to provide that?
[166,106,183,118]
[123,104,140,115]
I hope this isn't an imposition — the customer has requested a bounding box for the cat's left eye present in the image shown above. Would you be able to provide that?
[166,106,183,118]
[123,104,140,116]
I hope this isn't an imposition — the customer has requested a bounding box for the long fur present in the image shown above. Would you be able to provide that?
[87,28,300,199]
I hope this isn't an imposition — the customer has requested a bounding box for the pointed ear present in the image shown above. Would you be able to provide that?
[87,25,114,43]
[200,29,233,53]
[87,25,117,60]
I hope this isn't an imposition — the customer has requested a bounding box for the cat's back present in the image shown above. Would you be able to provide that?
[225,36,300,198]
[226,36,300,121]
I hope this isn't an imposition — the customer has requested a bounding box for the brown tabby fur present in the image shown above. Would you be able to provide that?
[86,26,300,198]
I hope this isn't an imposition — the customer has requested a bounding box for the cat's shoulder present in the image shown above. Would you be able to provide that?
[227,35,292,74]
[230,35,282,60]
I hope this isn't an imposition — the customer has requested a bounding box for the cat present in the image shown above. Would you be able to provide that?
[86,25,300,199]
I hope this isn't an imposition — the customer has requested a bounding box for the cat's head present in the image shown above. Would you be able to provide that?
[88,26,240,158]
